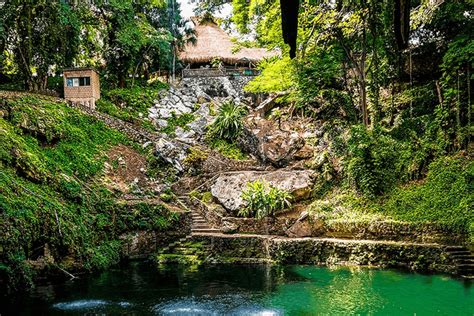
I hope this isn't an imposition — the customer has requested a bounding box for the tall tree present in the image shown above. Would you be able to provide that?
[0,1,81,91]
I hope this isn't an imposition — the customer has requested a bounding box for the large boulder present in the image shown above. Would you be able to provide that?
[238,117,305,167]
[210,170,315,211]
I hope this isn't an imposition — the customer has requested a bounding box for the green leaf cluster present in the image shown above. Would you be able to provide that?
[208,101,247,141]
[239,180,292,219]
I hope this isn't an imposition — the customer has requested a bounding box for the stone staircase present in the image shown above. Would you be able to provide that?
[191,211,221,235]
[156,236,211,264]
[445,246,474,278]
[155,210,220,264]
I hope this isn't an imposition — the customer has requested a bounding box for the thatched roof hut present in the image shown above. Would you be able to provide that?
[179,17,278,66]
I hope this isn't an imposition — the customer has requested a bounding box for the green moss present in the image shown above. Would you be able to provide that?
[201,191,213,203]
[207,138,248,160]
[156,253,202,265]
[183,146,208,166]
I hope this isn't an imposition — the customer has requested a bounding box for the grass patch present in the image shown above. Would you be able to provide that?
[97,83,167,131]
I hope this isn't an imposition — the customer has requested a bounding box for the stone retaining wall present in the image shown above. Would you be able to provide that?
[191,234,456,275]
[221,217,296,235]
[214,213,468,245]
[323,220,467,245]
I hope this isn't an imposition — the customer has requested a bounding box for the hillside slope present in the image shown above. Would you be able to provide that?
[0,94,178,291]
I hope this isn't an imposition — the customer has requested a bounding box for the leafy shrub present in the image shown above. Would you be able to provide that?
[346,125,405,197]
[208,101,247,141]
[239,180,292,219]
[245,57,296,94]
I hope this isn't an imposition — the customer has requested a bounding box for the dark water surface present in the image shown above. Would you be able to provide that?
[1,262,473,315]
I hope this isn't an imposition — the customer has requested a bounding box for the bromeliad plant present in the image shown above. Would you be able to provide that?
[208,101,247,141]
[239,180,292,219]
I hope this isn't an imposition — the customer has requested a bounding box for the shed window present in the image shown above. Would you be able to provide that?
[66,77,90,87]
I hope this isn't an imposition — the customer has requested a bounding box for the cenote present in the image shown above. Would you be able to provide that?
[1,262,473,315]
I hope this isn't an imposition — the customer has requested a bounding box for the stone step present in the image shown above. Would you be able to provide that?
[449,251,471,256]
[193,224,211,229]
[160,247,170,253]
[458,265,474,273]
[192,219,207,224]
[453,257,474,263]
[445,246,468,251]
[458,263,474,268]
[191,228,221,234]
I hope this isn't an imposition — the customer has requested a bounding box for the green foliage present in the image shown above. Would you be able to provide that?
[239,180,292,219]
[346,125,403,197]
[310,155,473,235]
[0,1,81,90]
[161,113,195,136]
[245,57,296,94]
[379,156,473,228]
[208,101,247,141]
[84,241,122,271]
[206,138,248,160]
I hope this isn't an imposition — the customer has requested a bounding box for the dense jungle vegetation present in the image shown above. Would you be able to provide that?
[0,0,473,291]
[201,0,473,233]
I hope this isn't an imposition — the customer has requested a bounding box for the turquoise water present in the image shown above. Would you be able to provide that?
[1,262,473,315]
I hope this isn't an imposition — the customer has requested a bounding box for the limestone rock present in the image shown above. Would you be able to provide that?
[238,118,305,167]
[221,220,239,234]
[155,138,189,172]
[210,170,315,211]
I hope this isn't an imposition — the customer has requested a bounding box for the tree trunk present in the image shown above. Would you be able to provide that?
[360,78,369,126]
[119,75,126,88]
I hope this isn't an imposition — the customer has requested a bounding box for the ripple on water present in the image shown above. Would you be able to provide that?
[153,294,283,316]
[52,299,132,311]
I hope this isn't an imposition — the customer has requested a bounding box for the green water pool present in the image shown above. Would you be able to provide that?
[1,262,473,315]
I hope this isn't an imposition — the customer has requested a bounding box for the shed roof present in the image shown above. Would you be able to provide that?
[179,17,278,65]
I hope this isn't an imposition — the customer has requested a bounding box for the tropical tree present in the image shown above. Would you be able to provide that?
[0,1,82,91]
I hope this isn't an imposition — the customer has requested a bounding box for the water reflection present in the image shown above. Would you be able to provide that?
[1,262,472,315]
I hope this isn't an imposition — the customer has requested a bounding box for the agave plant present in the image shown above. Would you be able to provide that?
[209,101,247,141]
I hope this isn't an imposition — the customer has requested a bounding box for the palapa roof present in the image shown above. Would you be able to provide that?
[179,17,278,65]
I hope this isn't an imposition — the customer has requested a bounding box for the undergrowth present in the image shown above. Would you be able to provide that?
[0,95,178,291]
